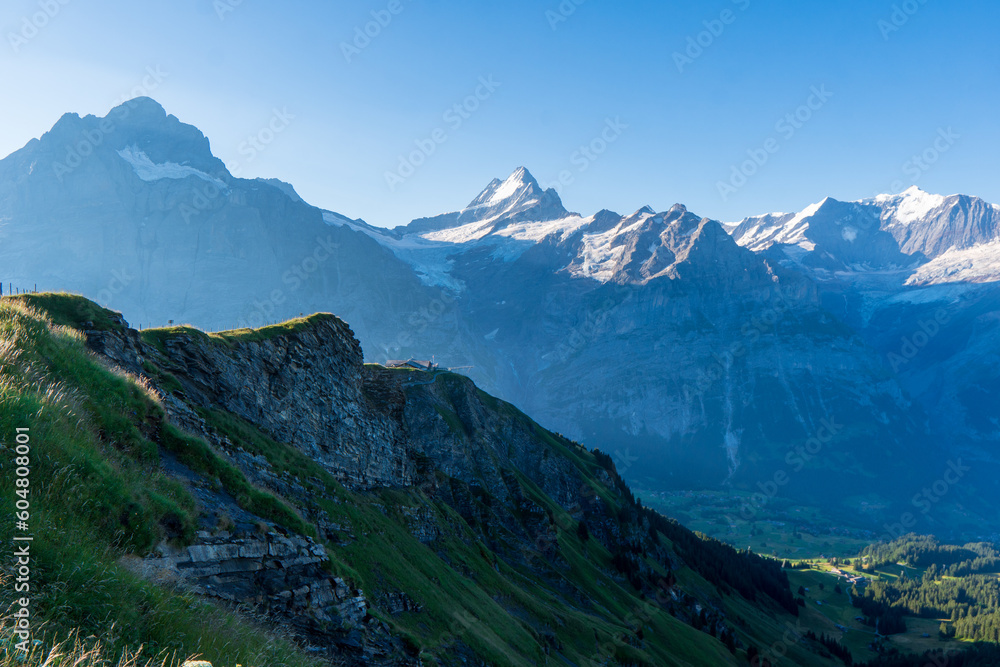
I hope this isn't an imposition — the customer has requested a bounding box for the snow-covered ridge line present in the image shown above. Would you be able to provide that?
[871,186,948,226]
[725,186,1000,286]
[365,168,1000,289]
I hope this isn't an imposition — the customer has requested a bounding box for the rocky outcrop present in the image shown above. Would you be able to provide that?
[134,529,419,664]
[382,369,587,511]
[83,312,145,373]
[143,531,366,628]
[123,318,413,490]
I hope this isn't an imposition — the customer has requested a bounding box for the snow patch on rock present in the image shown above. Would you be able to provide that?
[117,146,226,188]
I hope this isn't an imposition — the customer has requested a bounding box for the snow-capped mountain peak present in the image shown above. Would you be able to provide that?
[469,166,540,210]
[456,166,571,225]
[870,186,949,226]
[399,167,572,238]
[727,187,1000,284]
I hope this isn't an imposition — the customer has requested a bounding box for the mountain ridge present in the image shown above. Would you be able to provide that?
[3,98,999,540]
[728,187,1000,284]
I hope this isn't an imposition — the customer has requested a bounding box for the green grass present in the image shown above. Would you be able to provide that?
[198,407,341,497]
[782,565,971,664]
[138,325,219,355]
[142,360,183,395]
[6,292,126,332]
[333,487,737,667]
[139,313,344,355]
[213,312,343,343]
[433,405,467,436]
[197,390,740,666]
[159,425,316,539]
[0,299,325,667]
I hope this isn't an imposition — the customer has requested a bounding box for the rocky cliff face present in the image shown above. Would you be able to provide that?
[89,313,412,489]
[385,369,584,508]
[139,531,369,639]
[156,318,412,489]
[871,189,1000,258]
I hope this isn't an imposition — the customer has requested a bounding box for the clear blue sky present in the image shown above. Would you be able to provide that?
[1,0,997,227]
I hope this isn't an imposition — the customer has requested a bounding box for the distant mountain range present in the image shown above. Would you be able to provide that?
[726,187,1000,284]
[4,98,999,533]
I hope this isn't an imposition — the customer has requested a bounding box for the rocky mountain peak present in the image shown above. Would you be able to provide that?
[401,167,572,237]
[35,96,227,181]
[868,188,1000,259]
[467,166,537,205]
[460,166,570,224]
[114,95,167,116]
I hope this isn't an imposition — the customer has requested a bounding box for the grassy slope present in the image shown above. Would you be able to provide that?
[200,390,739,666]
[139,312,344,354]
[781,563,974,664]
[0,297,325,667]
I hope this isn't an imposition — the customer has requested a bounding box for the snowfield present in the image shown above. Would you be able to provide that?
[117,146,226,188]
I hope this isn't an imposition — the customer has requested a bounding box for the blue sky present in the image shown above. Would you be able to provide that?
[1,0,997,227]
